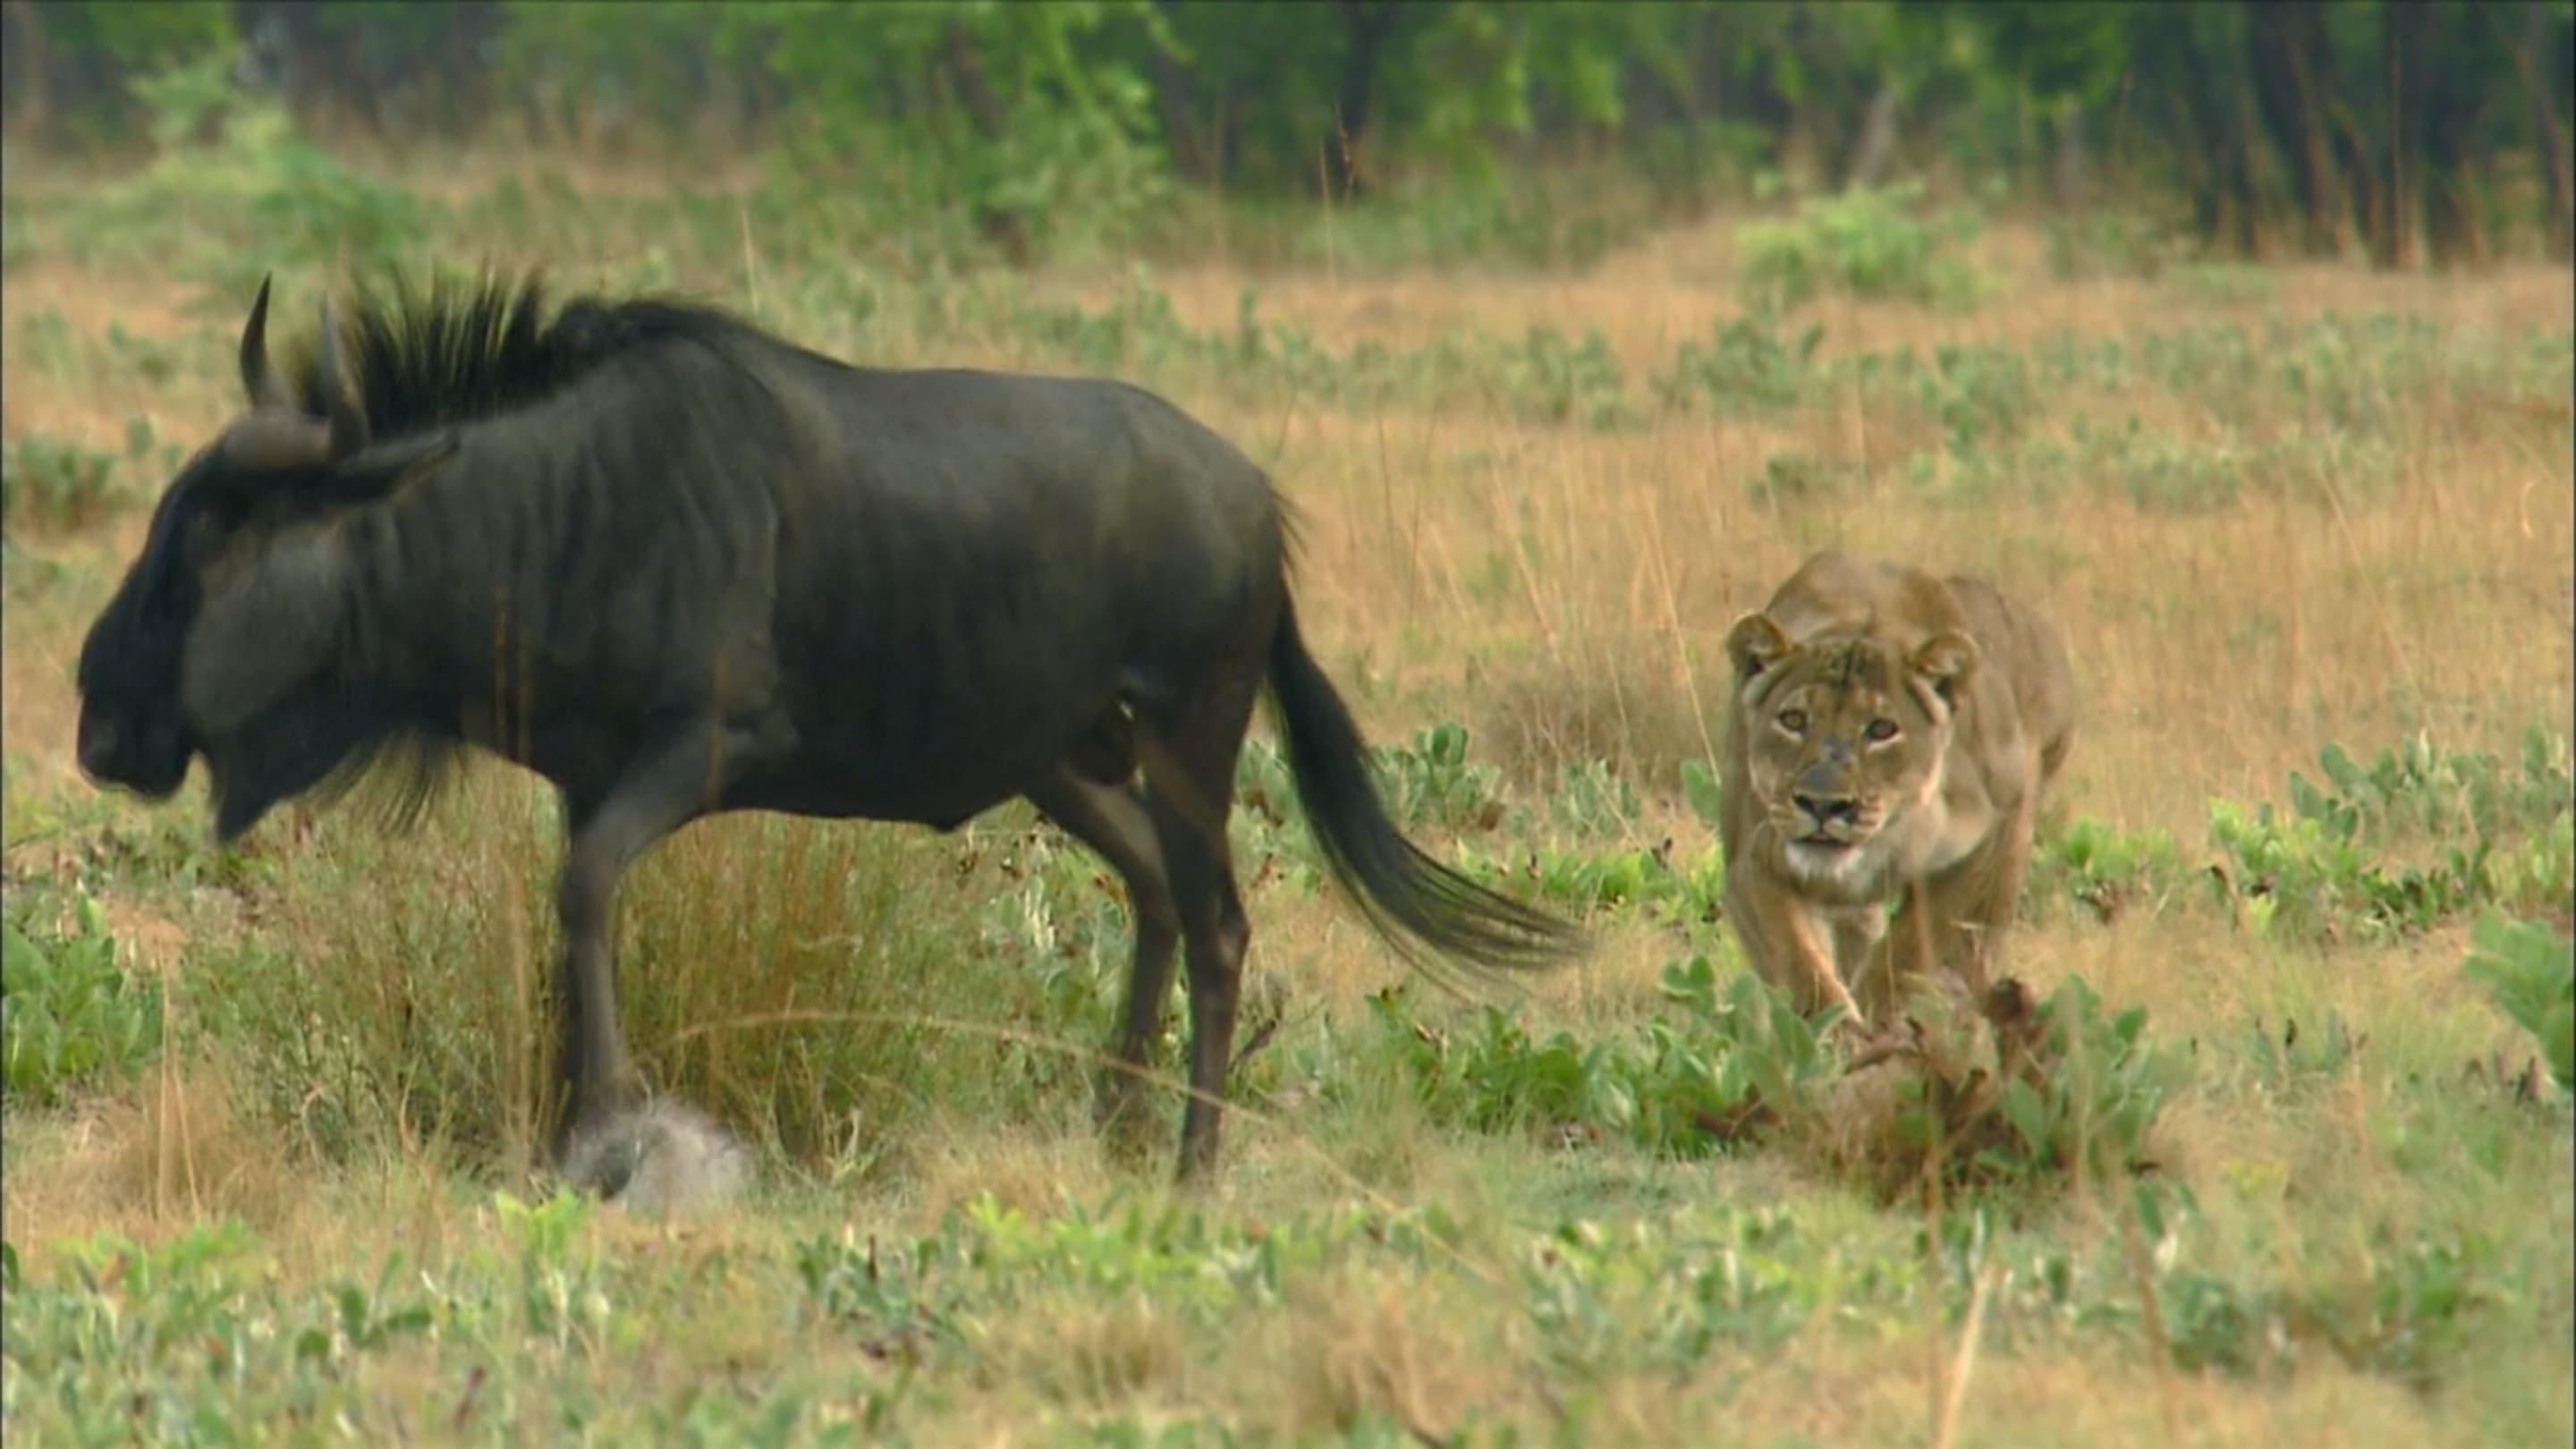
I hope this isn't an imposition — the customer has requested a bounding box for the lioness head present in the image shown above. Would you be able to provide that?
[1724,611,1979,894]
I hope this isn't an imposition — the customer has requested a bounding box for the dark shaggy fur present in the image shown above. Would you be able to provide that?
[76,267,1585,1186]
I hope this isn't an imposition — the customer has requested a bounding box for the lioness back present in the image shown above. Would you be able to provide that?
[1939,572,2077,788]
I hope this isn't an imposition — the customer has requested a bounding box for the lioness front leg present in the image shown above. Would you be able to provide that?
[1727,869,1868,1030]
[1894,794,2038,1008]
[1839,906,1902,1026]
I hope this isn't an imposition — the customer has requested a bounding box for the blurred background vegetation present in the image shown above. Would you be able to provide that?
[4,0,2569,272]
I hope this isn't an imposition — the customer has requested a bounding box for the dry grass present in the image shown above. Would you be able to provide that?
[3,159,2570,1445]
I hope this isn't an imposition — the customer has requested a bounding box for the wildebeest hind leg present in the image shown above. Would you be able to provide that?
[550,724,753,1200]
[1140,670,1262,1183]
[1024,765,1178,1158]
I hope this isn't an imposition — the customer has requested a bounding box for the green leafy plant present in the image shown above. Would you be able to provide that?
[2149,1208,2503,1386]
[2034,816,2190,924]
[0,435,130,538]
[1734,182,1992,311]
[2209,729,2573,941]
[1653,308,1824,414]
[1369,955,1830,1157]
[1868,976,2187,1199]
[2462,914,2574,1096]
[2,891,162,1106]
[2042,208,2190,281]
[1680,758,1726,832]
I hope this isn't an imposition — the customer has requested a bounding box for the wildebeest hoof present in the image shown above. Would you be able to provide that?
[561,1100,751,1217]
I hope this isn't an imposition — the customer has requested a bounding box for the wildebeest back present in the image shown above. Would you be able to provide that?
[338,328,1283,825]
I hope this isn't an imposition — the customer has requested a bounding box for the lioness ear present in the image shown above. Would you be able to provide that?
[1726,612,1794,681]
[1911,630,1979,704]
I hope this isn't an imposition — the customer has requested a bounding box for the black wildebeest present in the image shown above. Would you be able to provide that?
[74,272,1583,1189]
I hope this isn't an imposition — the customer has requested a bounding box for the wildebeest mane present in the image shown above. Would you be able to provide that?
[273,268,760,444]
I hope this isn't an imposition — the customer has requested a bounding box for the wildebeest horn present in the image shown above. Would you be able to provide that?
[317,297,369,457]
[238,274,292,411]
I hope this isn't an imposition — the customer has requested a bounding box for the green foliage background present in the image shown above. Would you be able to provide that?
[8,1,2572,267]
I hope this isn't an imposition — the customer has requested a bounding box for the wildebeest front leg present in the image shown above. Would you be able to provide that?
[1025,765,1179,1157]
[550,725,742,1181]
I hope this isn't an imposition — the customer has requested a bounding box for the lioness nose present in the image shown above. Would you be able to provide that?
[1794,792,1859,826]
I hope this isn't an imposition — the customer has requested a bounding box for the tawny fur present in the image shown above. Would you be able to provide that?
[1718,552,2077,1030]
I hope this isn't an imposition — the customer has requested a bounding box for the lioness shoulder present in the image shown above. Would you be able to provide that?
[1717,551,2075,1027]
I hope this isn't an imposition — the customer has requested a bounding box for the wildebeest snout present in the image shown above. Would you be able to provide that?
[76,715,119,781]
[74,707,187,798]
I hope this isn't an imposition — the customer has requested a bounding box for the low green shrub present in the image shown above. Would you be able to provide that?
[2462,913,2574,1096]
[1,436,128,538]
[1734,182,1993,312]
[2,890,162,1106]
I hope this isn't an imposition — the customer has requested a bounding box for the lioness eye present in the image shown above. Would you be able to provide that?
[1866,718,1900,742]
[1777,709,1808,734]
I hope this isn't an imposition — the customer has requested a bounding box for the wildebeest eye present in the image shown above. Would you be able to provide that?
[1776,709,1808,735]
[1866,718,1900,742]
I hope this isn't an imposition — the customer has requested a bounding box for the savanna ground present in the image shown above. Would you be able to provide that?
[3,131,2572,1447]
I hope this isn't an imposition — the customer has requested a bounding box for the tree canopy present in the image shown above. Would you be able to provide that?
[5,1,2568,265]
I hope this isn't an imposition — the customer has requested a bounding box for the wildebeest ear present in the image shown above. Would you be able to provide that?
[326,431,458,509]
[1911,630,1979,703]
[1725,612,1794,681]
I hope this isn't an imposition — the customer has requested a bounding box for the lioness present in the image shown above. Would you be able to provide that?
[1719,551,2076,1030]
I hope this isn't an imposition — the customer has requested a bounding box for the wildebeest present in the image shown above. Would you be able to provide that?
[74,272,1584,1190]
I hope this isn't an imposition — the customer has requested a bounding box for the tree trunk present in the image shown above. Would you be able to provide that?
[2176,25,2259,254]
[1324,0,1402,199]
[2051,102,2089,209]
[2246,3,2349,255]
[2410,7,2491,267]
[2516,0,2573,260]
[1,0,51,139]
[1843,79,1901,191]
[2417,44,2489,264]
[2377,2,2430,268]
[1144,39,1216,183]
[940,20,1033,267]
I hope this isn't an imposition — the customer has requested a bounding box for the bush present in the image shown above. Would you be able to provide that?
[1369,956,1832,1157]
[1868,976,2188,1198]
[2042,209,2191,281]
[3,891,163,1106]
[0,436,126,538]
[18,75,431,289]
[1651,308,1824,415]
[2462,914,2574,1096]
[2031,817,2191,924]
[1733,182,1993,312]
[2209,730,2574,942]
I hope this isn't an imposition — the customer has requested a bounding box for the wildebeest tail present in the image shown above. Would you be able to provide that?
[1265,596,1586,981]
